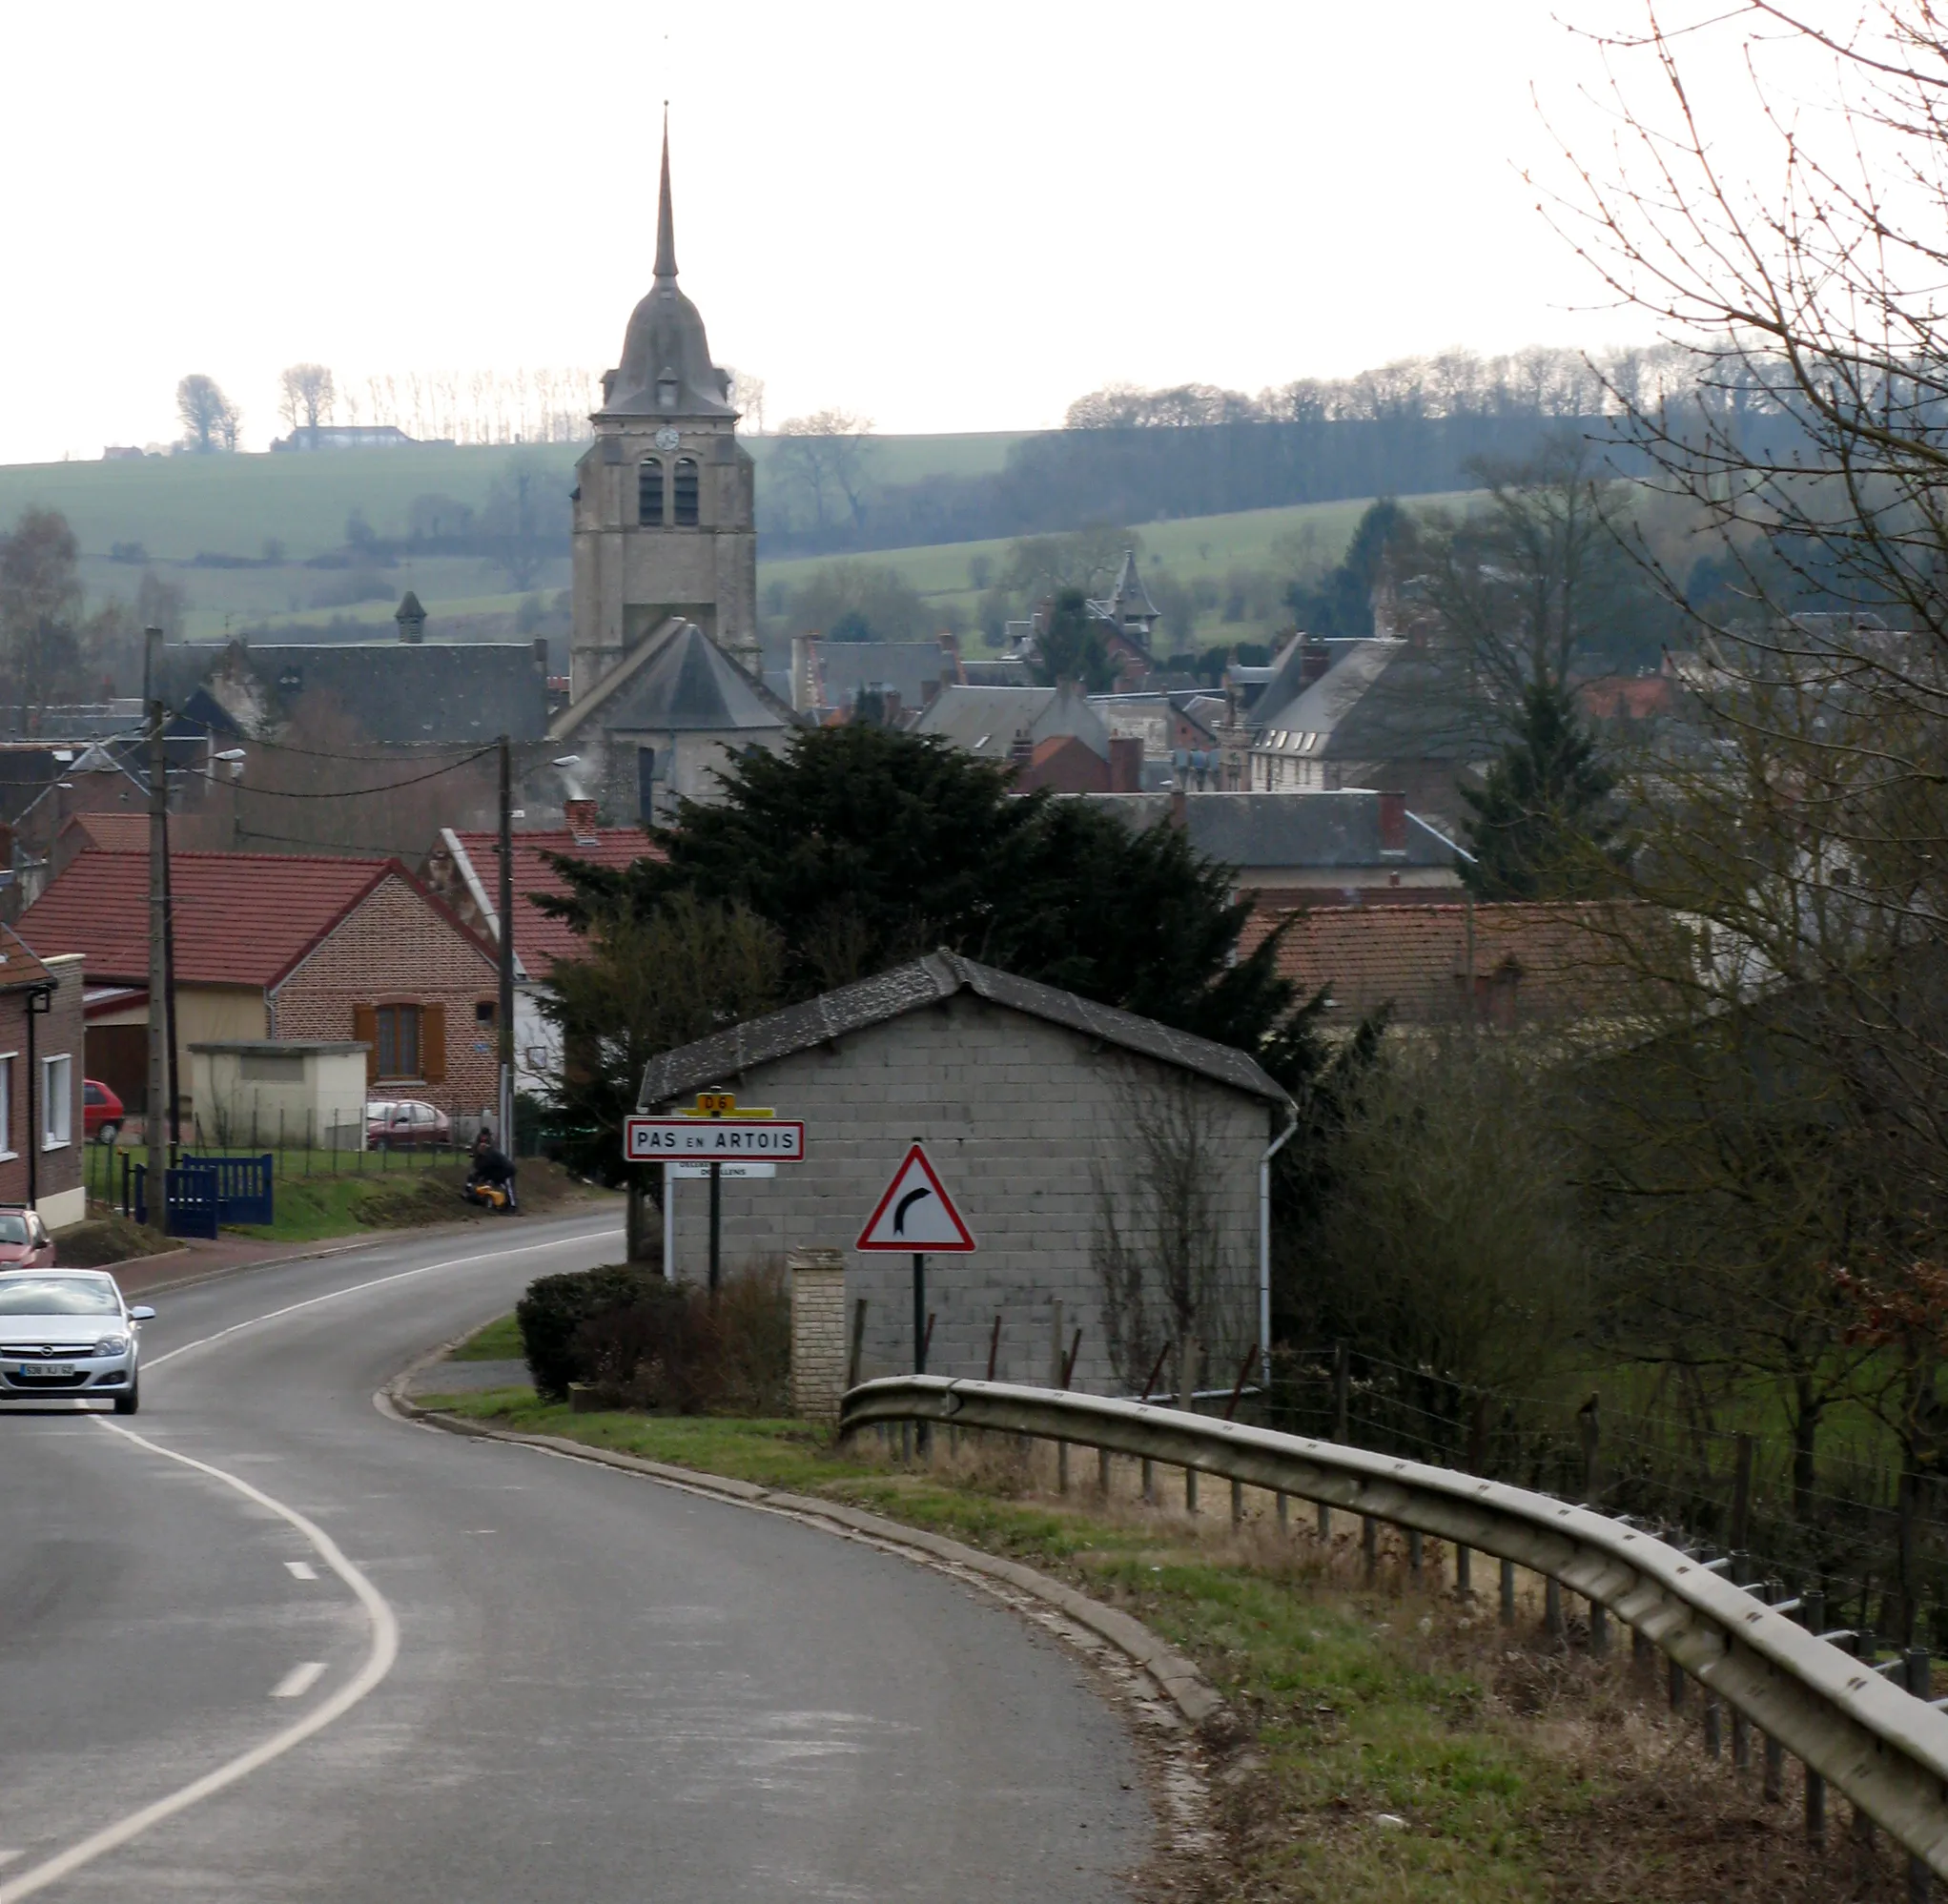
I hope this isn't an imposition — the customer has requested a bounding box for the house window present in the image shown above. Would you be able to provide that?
[656,370,679,410]
[637,747,658,823]
[41,1054,71,1150]
[673,457,699,526]
[638,458,664,525]
[475,1000,497,1026]
[0,1055,14,1160]
[376,1006,421,1081]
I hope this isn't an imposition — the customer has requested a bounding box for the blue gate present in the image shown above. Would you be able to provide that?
[133,1155,273,1235]
[180,1154,275,1226]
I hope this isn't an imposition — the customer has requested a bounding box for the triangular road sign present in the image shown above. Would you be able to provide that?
[855,1142,976,1253]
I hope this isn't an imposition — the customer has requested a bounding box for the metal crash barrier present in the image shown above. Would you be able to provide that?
[841,1375,1948,1882]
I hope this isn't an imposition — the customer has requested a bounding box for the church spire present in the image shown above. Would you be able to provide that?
[655,105,678,280]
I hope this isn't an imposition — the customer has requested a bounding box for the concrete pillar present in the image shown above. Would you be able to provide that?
[789,1247,847,1421]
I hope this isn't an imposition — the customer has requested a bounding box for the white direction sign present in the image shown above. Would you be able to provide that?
[855,1143,976,1253]
[625,1117,805,1163]
[669,1160,775,1179]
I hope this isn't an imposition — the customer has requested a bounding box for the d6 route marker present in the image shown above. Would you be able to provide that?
[624,1117,806,1162]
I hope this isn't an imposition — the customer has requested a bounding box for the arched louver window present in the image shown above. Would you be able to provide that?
[673,457,700,526]
[638,458,664,525]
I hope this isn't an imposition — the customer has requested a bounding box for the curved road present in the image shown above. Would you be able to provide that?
[0,1216,1150,1900]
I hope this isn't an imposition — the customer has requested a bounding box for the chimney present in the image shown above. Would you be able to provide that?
[564,797,600,843]
[1168,786,1188,829]
[883,689,903,727]
[1108,735,1142,793]
[1378,788,1407,853]
[936,629,962,680]
[1301,638,1329,686]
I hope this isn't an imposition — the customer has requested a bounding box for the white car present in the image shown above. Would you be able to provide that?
[0,1272,153,1413]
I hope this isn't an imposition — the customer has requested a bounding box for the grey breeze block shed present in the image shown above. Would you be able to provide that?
[637,950,1293,1396]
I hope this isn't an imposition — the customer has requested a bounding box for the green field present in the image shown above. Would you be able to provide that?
[0,432,1027,565]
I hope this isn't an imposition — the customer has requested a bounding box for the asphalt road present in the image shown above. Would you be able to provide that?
[0,1215,1151,1901]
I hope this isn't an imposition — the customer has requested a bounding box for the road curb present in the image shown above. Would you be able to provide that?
[384,1377,1224,1730]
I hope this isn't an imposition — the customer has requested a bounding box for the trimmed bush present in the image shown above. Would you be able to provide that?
[516,1262,665,1402]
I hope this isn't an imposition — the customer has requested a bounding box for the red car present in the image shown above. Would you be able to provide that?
[0,1207,56,1270]
[84,1080,124,1145]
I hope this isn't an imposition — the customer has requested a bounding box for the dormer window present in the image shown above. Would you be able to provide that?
[656,368,679,411]
[638,458,664,525]
[673,456,700,526]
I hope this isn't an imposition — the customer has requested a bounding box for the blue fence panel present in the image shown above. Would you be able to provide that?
[180,1154,274,1226]
[133,1156,271,1234]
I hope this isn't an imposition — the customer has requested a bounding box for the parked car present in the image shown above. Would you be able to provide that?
[84,1079,124,1145]
[0,1270,152,1413]
[365,1099,451,1151]
[0,1209,54,1270]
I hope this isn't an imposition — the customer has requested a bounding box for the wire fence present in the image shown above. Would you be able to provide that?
[1272,1342,1948,1653]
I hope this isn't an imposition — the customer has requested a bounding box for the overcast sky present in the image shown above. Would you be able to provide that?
[0,0,1792,463]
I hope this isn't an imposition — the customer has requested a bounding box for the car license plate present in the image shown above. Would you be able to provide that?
[17,1363,75,1379]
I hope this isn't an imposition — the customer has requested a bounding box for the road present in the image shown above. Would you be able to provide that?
[0,1215,1151,1900]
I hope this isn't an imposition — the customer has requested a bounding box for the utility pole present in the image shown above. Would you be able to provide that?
[145,627,169,1198]
[497,734,515,1152]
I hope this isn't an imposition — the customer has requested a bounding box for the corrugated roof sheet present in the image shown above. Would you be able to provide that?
[19,849,400,987]
[638,949,1290,1110]
[1241,901,1633,1023]
[448,829,662,980]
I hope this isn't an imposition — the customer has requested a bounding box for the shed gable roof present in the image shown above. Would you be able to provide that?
[637,949,1290,1109]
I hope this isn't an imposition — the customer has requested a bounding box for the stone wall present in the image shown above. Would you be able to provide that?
[656,993,1273,1395]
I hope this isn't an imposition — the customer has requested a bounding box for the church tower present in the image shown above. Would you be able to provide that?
[569,120,759,698]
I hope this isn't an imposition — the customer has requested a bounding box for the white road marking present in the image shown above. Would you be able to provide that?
[0,1430,400,1903]
[0,1222,620,1904]
[143,1225,624,1373]
[284,1561,318,1580]
[271,1662,326,1700]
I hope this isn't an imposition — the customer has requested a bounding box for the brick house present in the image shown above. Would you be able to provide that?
[637,951,1291,1395]
[18,849,499,1130]
[0,926,86,1227]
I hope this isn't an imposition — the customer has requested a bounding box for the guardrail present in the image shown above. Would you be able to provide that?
[841,1375,1948,1883]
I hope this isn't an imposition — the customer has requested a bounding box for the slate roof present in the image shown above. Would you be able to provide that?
[441,827,663,980]
[17,849,441,988]
[1240,901,1632,1023]
[1253,639,1479,763]
[1081,790,1457,870]
[912,683,1109,762]
[551,621,797,742]
[165,640,550,744]
[637,949,1291,1110]
[800,638,963,714]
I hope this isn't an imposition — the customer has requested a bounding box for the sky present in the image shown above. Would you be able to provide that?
[0,0,1821,464]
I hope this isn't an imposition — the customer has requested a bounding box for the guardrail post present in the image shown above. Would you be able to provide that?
[1231,1477,1244,1528]
[1669,1654,1687,1712]
[1407,1528,1423,1581]
[1141,1458,1155,1505]
[1097,1447,1112,1499]
[1798,1585,1827,1845]
[1455,1543,1471,1598]
[1500,1557,1516,1624]
[1908,1648,1932,1901]
[1732,1700,1750,1771]
[1704,1693,1721,1758]
[1185,1465,1199,1516]
[1546,1576,1565,1640]
[1276,1489,1289,1533]
[1317,1499,1330,1540]
[1589,1597,1608,1657]
[1363,1514,1378,1585]
[1057,1441,1070,1494]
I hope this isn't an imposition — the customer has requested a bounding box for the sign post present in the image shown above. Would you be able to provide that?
[625,1093,806,1295]
[857,1143,976,1443]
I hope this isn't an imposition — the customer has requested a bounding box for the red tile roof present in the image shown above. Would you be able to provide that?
[19,850,400,988]
[62,812,150,853]
[447,829,661,980]
[1242,900,1633,1025]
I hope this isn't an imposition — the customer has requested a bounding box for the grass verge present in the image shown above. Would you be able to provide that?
[420,1382,1910,1902]
[228,1157,611,1245]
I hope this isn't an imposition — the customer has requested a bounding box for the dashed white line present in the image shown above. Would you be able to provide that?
[271,1662,326,1700]
[0,1425,400,1904]
[284,1560,318,1580]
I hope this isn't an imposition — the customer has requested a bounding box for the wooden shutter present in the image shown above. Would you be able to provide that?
[353,1005,379,1086]
[421,1003,446,1084]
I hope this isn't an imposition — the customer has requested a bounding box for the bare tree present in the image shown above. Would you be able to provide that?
[176,375,239,453]
[278,363,336,432]
[0,507,84,716]
[726,367,766,433]
[772,411,876,531]
[1092,1070,1237,1398]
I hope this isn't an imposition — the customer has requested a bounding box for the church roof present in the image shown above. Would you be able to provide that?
[551,620,796,742]
[1105,548,1159,620]
[601,119,735,420]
